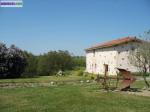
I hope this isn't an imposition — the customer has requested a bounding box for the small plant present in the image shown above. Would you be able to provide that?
[77,70,83,76]
[90,75,95,80]
[89,73,96,80]
[83,72,88,77]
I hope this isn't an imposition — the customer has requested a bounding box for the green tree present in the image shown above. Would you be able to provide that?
[22,51,38,77]
[7,45,27,78]
[0,43,8,78]
[37,50,74,76]
[72,56,86,67]
[37,54,50,75]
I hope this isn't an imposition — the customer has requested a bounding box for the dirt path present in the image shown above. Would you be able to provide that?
[122,90,150,97]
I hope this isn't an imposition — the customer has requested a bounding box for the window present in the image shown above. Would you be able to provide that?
[122,58,124,60]
[131,47,135,51]
[95,64,97,69]
[93,50,95,57]
[131,45,135,51]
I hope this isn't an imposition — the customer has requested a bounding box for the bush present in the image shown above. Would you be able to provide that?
[132,72,150,76]
[73,66,85,71]
[62,71,72,76]
[77,70,83,76]
[90,75,95,80]
[82,72,96,79]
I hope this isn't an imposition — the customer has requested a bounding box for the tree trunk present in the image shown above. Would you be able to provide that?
[143,70,150,88]
[143,76,150,88]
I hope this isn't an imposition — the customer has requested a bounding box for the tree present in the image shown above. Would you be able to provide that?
[7,45,27,78]
[72,56,86,67]
[37,54,50,75]
[22,51,38,77]
[0,43,8,78]
[129,31,150,88]
[0,43,27,78]
[37,50,74,75]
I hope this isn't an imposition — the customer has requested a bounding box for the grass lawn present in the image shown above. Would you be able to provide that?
[1,84,150,112]
[0,75,150,112]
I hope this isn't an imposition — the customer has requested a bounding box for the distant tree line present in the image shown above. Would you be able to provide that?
[0,43,85,78]
[23,50,85,77]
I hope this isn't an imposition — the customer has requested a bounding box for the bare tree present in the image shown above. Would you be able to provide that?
[129,31,150,88]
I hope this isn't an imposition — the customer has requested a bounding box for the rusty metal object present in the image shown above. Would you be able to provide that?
[96,67,136,91]
[117,68,136,91]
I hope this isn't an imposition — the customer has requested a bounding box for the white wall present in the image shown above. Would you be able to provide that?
[86,41,140,75]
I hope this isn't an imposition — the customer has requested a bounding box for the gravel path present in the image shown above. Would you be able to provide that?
[122,90,150,97]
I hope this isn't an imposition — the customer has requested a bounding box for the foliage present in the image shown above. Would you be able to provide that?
[83,72,96,79]
[22,51,86,77]
[37,50,74,76]
[0,43,8,78]
[0,43,27,78]
[22,51,38,77]
[132,72,150,76]
[72,56,85,67]
[0,41,86,78]
[77,70,84,76]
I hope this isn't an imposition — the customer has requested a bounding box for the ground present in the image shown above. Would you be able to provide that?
[0,75,150,112]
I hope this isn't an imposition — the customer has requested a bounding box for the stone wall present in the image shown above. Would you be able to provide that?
[86,41,140,75]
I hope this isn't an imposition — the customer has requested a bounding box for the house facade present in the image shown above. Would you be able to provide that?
[85,37,142,75]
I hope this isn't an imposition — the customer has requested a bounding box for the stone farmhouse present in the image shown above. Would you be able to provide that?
[85,37,143,75]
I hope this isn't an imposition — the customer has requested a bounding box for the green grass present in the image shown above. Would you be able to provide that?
[0,75,89,83]
[131,80,150,89]
[0,75,150,112]
[0,84,150,112]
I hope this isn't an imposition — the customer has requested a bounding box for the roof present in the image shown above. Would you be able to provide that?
[85,36,142,51]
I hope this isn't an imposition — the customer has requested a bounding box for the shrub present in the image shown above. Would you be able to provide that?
[77,70,83,76]
[132,72,150,76]
[63,70,72,76]
[83,72,96,79]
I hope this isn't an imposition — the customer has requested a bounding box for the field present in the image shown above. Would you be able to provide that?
[0,75,150,112]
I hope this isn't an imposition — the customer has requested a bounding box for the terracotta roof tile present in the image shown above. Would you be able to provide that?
[85,36,142,51]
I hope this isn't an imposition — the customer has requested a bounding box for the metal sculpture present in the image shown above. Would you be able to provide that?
[117,68,136,91]
[96,65,136,91]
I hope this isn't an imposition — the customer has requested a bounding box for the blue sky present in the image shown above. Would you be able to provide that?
[0,0,150,56]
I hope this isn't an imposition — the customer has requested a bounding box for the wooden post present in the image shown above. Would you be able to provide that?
[104,64,109,90]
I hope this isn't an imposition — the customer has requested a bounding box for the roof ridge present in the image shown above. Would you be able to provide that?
[85,36,141,51]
